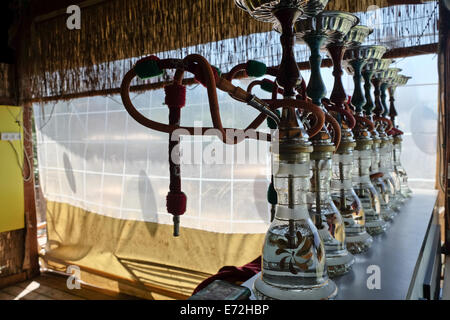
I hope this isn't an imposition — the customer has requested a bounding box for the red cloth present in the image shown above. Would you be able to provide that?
[192,256,261,295]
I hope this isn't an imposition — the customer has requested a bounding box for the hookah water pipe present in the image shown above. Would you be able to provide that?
[324,19,378,255]
[236,0,341,300]
[291,12,356,277]
[344,44,387,236]
[371,64,401,219]
[227,65,319,223]
[389,74,413,199]
[362,58,397,222]
[379,68,403,210]
[120,54,287,236]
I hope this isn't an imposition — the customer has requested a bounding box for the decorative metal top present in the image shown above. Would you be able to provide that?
[235,0,329,23]
[344,45,386,62]
[395,74,412,86]
[286,11,359,45]
[344,25,373,47]
[379,67,402,83]
[364,58,393,73]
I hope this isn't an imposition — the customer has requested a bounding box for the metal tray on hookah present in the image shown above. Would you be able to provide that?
[235,0,329,23]
[380,67,402,82]
[396,74,412,86]
[345,25,373,47]
[284,11,359,46]
[345,45,386,62]
[365,58,393,73]
[344,45,387,74]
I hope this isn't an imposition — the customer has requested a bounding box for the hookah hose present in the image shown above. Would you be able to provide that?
[166,69,187,236]
[324,112,342,151]
[354,114,376,132]
[373,116,394,133]
[246,76,307,102]
[227,63,325,138]
[246,76,328,221]
[245,77,279,220]
[321,98,356,130]
[121,54,278,144]
[346,96,356,113]
[344,99,376,132]
[297,78,307,101]
[370,172,384,180]
[247,79,284,97]
[387,127,404,136]
[121,55,326,235]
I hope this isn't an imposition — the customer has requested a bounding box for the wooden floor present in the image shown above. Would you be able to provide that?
[0,271,140,300]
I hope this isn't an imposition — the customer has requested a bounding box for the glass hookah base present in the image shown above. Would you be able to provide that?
[391,200,402,212]
[326,251,355,278]
[397,194,407,203]
[364,218,388,236]
[253,275,338,300]
[401,191,412,199]
[345,231,373,254]
[381,206,397,221]
[400,183,412,198]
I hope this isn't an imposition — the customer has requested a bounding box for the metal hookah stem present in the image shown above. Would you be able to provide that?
[173,216,180,237]
[273,7,303,248]
[339,161,346,209]
[287,174,296,248]
[270,206,276,222]
[358,154,363,196]
[315,160,322,215]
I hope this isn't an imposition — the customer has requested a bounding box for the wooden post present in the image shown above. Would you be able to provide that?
[441,1,450,253]
[22,104,40,278]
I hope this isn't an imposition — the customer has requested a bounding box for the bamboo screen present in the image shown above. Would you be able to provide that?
[17,0,439,101]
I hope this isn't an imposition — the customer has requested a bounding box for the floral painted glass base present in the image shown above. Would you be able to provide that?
[333,191,373,254]
[256,134,338,300]
[371,142,398,220]
[392,142,411,201]
[372,177,397,221]
[309,157,354,277]
[390,170,406,204]
[353,149,387,235]
[254,218,338,300]
[331,153,373,254]
[399,171,413,198]
[382,174,401,212]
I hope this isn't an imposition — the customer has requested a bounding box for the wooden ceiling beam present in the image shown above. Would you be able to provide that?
[30,43,437,103]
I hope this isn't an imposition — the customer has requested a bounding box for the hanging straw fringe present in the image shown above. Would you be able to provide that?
[16,0,438,102]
